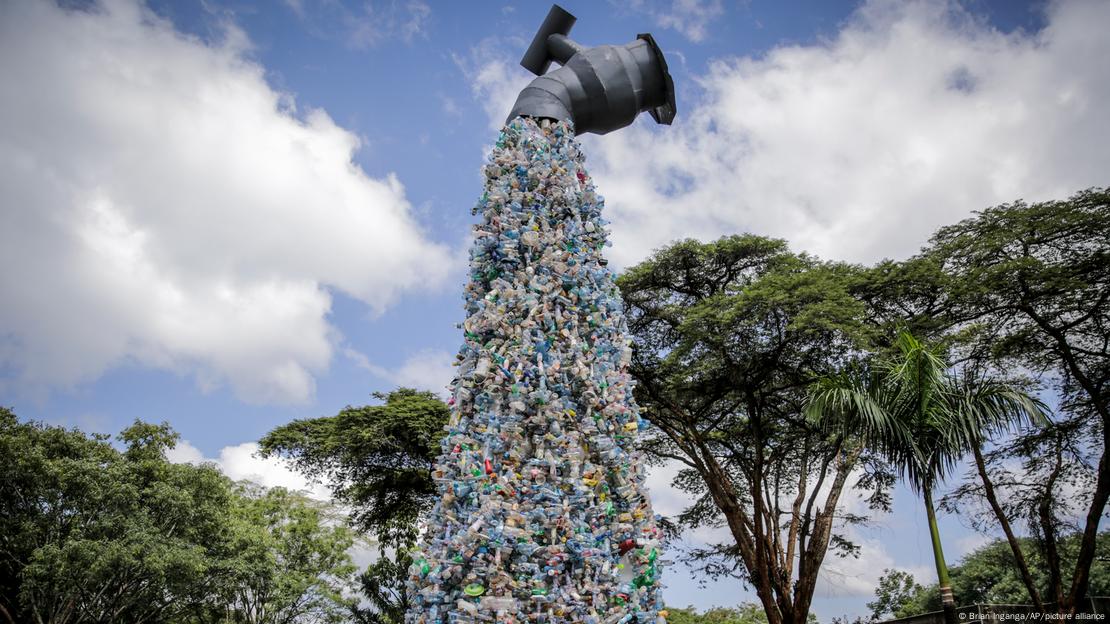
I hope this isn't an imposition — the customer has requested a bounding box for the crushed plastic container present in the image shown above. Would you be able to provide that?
[406,117,664,624]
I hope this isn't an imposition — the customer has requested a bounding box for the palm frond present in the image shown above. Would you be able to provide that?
[805,372,914,460]
[806,330,1049,494]
[952,380,1050,441]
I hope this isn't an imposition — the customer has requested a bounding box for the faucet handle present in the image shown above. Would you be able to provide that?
[520,5,577,76]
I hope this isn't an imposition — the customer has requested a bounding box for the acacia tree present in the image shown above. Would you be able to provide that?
[616,236,892,624]
[807,332,1046,624]
[259,389,450,624]
[925,188,1110,613]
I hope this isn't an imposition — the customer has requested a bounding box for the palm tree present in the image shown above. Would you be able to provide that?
[806,331,1046,624]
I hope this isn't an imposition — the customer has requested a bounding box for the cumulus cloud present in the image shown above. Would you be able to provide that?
[452,36,533,133]
[163,438,207,465]
[167,439,331,499]
[0,0,452,404]
[953,532,992,558]
[643,460,694,519]
[816,535,936,598]
[590,0,1110,267]
[465,0,1110,268]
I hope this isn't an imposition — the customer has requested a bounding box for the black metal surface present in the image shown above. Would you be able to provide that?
[519,5,576,76]
[507,4,677,135]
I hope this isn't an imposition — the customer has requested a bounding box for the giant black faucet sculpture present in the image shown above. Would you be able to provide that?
[405,6,676,624]
[509,4,675,135]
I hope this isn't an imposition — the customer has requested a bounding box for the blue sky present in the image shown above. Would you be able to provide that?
[2,0,1108,620]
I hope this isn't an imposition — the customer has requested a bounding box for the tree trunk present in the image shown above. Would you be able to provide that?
[1064,423,1110,614]
[695,443,783,624]
[1020,304,1110,612]
[923,487,957,624]
[1039,436,1067,608]
[971,445,1044,610]
[794,445,858,621]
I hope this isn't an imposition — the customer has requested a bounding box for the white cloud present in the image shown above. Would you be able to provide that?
[644,460,694,518]
[387,349,456,395]
[587,0,1110,267]
[0,0,452,404]
[816,535,936,599]
[465,0,1110,268]
[452,36,533,133]
[345,347,455,397]
[440,95,462,118]
[625,0,725,43]
[817,536,899,598]
[168,439,331,499]
[953,532,992,558]
[165,438,206,464]
[216,442,331,498]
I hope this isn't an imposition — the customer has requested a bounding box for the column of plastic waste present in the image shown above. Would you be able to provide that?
[405,117,665,624]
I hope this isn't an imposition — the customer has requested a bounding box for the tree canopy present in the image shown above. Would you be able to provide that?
[0,408,358,624]
[920,187,1110,611]
[871,533,1110,620]
[259,389,448,545]
[617,235,892,624]
[259,388,450,624]
[665,603,773,624]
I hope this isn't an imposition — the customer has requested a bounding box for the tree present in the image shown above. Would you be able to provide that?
[349,553,411,624]
[867,569,923,621]
[211,485,357,624]
[940,419,1101,611]
[807,332,1046,624]
[873,533,1110,619]
[259,389,447,541]
[0,410,232,624]
[258,389,450,623]
[923,187,1110,613]
[0,409,359,624]
[616,236,893,624]
[665,603,772,624]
